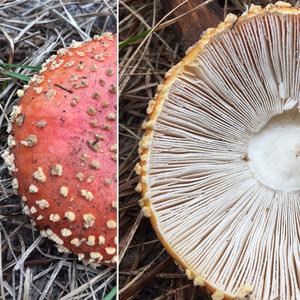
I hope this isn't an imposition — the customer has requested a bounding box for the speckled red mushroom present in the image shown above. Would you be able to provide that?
[2,33,117,265]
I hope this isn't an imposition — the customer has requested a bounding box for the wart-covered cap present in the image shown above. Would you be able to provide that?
[3,33,117,265]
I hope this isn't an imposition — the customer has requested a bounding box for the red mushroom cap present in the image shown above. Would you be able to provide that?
[5,33,117,265]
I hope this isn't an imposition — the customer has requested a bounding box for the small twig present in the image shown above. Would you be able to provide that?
[154,284,192,300]
[0,231,6,300]
[54,83,73,93]
[119,256,172,300]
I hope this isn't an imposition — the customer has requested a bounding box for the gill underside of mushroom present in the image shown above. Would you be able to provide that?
[139,3,300,300]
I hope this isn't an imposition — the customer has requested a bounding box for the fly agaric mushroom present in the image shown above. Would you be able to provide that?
[137,2,300,299]
[3,33,117,265]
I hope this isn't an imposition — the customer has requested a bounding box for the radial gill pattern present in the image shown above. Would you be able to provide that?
[139,3,300,300]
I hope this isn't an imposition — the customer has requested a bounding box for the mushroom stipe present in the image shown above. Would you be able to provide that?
[138,2,300,300]
[3,33,117,266]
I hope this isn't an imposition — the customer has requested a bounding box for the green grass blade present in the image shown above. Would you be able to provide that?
[103,287,116,300]
[119,30,151,49]
[0,71,30,82]
[0,63,41,71]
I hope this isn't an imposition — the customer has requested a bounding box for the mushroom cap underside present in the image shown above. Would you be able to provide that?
[139,3,300,299]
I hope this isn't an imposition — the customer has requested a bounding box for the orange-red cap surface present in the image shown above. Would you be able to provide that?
[8,33,117,265]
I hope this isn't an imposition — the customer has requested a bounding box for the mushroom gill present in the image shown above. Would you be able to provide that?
[138,2,300,300]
